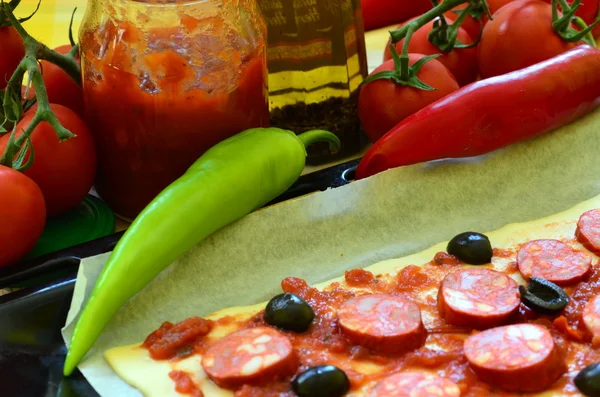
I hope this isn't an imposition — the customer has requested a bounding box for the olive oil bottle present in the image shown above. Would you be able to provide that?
[257,0,369,165]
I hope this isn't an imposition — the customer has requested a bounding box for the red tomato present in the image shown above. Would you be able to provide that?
[0,105,97,216]
[362,0,432,31]
[444,6,484,41]
[0,165,46,267]
[0,27,25,90]
[359,54,459,143]
[28,45,85,118]
[478,0,578,78]
[384,18,478,86]
[487,0,517,15]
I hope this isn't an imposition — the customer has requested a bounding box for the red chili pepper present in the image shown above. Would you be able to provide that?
[355,45,600,180]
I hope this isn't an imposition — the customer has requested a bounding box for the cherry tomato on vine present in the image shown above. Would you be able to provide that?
[541,0,600,36]
[478,0,579,78]
[487,0,517,15]
[384,18,478,86]
[0,165,46,267]
[359,54,459,143]
[444,6,484,41]
[0,104,97,216]
[540,0,599,26]
[26,45,84,118]
[362,0,432,31]
[0,26,25,90]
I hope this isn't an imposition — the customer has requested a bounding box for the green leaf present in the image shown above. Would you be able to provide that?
[410,54,441,75]
[388,43,402,70]
[23,97,37,113]
[561,17,600,44]
[360,70,399,85]
[410,77,437,91]
[13,136,35,172]
[4,88,23,122]
[570,0,583,14]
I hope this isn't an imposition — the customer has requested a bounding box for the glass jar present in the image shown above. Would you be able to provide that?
[79,0,269,220]
[257,0,369,165]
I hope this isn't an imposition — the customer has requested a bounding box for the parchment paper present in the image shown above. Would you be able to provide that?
[62,108,600,397]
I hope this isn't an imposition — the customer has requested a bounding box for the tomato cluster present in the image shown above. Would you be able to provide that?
[1,21,97,266]
[359,0,597,143]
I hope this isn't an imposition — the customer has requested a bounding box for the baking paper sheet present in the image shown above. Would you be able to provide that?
[62,108,600,396]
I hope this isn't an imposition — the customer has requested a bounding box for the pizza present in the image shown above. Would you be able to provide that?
[104,195,600,397]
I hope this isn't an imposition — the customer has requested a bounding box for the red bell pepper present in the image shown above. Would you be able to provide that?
[355,45,600,180]
[362,0,432,31]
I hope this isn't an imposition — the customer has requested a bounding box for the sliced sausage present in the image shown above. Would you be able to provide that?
[366,371,461,397]
[337,293,426,354]
[464,323,565,392]
[201,326,298,389]
[583,294,600,346]
[517,239,592,286]
[576,209,600,256]
[437,268,520,329]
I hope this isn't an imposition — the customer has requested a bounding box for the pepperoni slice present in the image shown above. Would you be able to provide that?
[576,209,600,256]
[201,326,298,389]
[464,324,565,392]
[367,371,461,397]
[583,295,600,346]
[517,239,592,286]
[437,268,520,329]
[337,294,426,354]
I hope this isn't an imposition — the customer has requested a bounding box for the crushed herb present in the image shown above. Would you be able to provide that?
[269,92,367,165]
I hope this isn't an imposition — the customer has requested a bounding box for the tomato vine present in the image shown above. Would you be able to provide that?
[371,0,597,92]
[0,0,81,171]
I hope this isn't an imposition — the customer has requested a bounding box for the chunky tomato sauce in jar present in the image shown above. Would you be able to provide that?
[79,0,269,219]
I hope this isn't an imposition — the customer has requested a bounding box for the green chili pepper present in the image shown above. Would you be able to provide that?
[63,128,340,375]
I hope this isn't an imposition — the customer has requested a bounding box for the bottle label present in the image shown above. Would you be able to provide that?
[258,0,367,78]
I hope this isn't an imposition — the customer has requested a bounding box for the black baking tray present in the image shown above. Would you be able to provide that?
[0,158,359,397]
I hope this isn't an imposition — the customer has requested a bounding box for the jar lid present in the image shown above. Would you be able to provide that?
[24,195,116,260]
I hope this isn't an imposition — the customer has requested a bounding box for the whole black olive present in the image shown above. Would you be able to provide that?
[575,363,600,396]
[292,365,350,397]
[264,293,315,333]
[447,232,493,265]
[519,277,569,315]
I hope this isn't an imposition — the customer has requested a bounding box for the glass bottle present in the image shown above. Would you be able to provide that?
[258,0,369,165]
[79,0,269,220]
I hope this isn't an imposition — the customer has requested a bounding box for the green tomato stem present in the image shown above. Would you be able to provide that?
[2,3,81,85]
[573,16,598,47]
[557,0,571,11]
[0,2,79,171]
[390,0,469,43]
[450,3,473,31]
[400,27,415,80]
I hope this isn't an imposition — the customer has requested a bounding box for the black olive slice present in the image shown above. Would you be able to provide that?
[264,293,315,333]
[292,365,350,397]
[519,277,569,315]
[575,363,600,397]
[446,232,493,265]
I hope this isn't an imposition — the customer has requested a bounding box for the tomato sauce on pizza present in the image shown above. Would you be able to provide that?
[112,205,600,397]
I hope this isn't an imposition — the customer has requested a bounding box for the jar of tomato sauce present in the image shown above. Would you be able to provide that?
[79,0,269,220]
